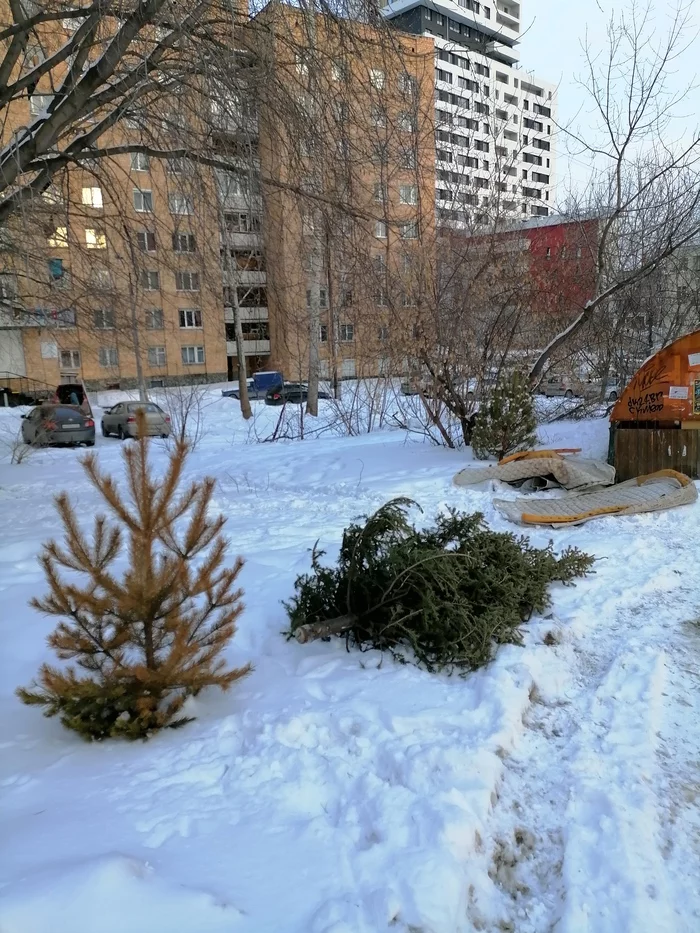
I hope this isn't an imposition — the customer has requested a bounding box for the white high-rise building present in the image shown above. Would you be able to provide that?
[381,1,556,225]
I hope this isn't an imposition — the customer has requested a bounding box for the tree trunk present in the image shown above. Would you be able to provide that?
[294,613,358,644]
[306,227,322,416]
[232,287,252,420]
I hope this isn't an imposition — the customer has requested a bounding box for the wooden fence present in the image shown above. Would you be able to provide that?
[614,428,700,481]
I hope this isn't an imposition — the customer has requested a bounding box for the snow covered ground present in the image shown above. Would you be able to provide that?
[0,387,698,933]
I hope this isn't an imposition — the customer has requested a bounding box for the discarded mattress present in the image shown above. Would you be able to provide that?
[495,470,697,527]
[453,449,616,491]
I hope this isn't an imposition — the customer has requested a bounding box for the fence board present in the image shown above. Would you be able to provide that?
[614,428,700,481]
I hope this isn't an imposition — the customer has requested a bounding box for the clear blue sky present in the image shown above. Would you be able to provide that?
[518,0,700,195]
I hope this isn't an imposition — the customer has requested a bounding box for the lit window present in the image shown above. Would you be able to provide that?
[48,227,68,247]
[85,228,106,249]
[81,186,103,208]
[370,69,385,89]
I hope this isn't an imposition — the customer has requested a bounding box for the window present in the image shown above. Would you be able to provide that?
[133,188,153,212]
[181,345,205,364]
[91,268,112,289]
[225,212,259,234]
[339,323,354,342]
[375,220,387,239]
[399,148,417,170]
[140,270,160,290]
[169,194,193,215]
[179,308,202,328]
[306,288,328,309]
[167,157,188,175]
[85,228,106,249]
[147,346,166,366]
[145,308,164,329]
[436,69,451,84]
[371,105,386,127]
[295,52,309,77]
[545,247,552,259]
[399,73,417,97]
[341,359,356,379]
[374,182,387,203]
[0,273,16,301]
[400,221,418,239]
[398,112,416,133]
[48,227,68,247]
[94,308,115,329]
[81,186,103,208]
[378,325,389,341]
[319,324,328,342]
[29,93,52,117]
[331,61,347,82]
[60,349,80,369]
[98,347,119,367]
[47,258,65,283]
[130,153,149,172]
[370,68,385,89]
[175,271,200,291]
[137,230,156,252]
[399,185,417,205]
[172,232,197,252]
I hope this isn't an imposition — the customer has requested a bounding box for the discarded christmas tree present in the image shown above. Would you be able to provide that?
[471,371,538,461]
[288,498,593,672]
[18,411,250,740]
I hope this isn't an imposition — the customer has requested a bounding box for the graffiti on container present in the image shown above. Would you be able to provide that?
[630,363,670,394]
[627,390,664,417]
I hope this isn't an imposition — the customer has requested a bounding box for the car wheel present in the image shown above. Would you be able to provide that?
[101,423,109,437]
[117,425,125,440]
[85,441,95,447]
[564,389,574,399]
[608,391,618,402]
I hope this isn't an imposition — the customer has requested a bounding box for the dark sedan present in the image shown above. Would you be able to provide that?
[265,383,331,405]
[21,405,95,447]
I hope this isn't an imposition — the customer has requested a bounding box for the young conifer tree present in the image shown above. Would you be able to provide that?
[471,372,538,461]
[18,412,250,740]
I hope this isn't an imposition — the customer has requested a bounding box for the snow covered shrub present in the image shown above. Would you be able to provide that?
[18,411,251,740]
[287,498,593,672]
[471,372,537,461]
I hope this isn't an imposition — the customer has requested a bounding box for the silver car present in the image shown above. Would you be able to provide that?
[101,401,171,439]
[21,405,95,447]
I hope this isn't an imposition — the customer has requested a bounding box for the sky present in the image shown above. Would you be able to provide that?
[518,0,700,196]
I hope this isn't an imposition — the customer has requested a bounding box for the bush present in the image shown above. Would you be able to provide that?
[17,411,251,740]
[287,498,593,673]
[471,372,537,461]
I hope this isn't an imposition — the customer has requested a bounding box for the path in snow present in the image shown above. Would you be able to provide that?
[474,513,700,933]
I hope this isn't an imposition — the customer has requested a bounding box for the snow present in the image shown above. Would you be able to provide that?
[0,387,698,933]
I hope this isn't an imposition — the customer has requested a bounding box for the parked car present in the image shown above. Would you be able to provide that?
[265,383,331,405]
[222,371,284,401]
[101,401,171,439]
[21,404,95,447]
[539,374,620,402]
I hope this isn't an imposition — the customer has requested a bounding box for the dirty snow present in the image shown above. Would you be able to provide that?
[0,386,698,933]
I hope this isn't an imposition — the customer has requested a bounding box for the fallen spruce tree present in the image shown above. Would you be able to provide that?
[287,498,593,672]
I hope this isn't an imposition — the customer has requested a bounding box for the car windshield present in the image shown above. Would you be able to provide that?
[50,407,84,419]
[127,403,161,413]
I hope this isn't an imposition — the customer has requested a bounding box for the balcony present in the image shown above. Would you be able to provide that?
[224,305,268,323]
[226,339,271,356]
[0,306,76,328]
[223,269,266,287]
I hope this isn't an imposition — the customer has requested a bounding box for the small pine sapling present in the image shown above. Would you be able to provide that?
[471,371,538,461]
[18,411,251,740]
